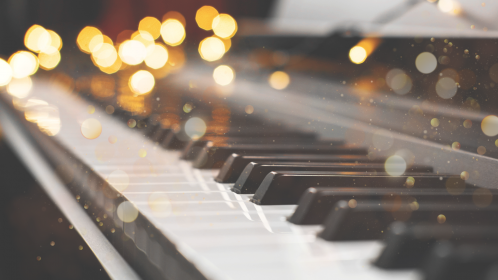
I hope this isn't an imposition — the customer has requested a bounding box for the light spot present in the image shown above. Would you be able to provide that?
[81,118,102,139]
[160,19,185,46]
[386,69,412,95]
[87,105,95,114]
[108,135,117,144]
[7,77,32,99]
[481,115,498,136]
[196,6,219,30]
[145,43,168,69]
[77,26,103,54]
[463,119,472,128]
[127,119,137,128]
[438,0,461,14]
[119,40,147,65]
[198,37,225,62]
[129,70,155,95]
[213,65,235,86]
[452,142,460,150]
[415,52,437,74]
[477,146,486,155]
[139,17,161,39]
[212,14,237,39]
[9,51,39,78]
[406,177,415,187]
[269,71,290,90]
[431,118,440,127]
[117,201,139,223]
[25,25,52,53]
[185,117,207,139]
[0,58,13,86]
[245,105,254,114]
[105,105,114,114]
[349,46,367,64]
[384,155,406,176]
[348,199,357,208]
[436,77,457,99]
[107,170,129,191]
[139,148,147,158]
[437,214,446,224]
[38,49,61,70]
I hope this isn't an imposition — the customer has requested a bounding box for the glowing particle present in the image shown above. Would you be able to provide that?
[111,228,115,233]
[108,135,117,144]
[415,52,437,74]
[406,177,415,187]
[183,103,193,113]
[92,43,118,68]
[212,14,237,39]
[161,19,185,46]
[464,49,469,54]
[0,58,13,86]
[196,6,219,30]
[58,218,63,223]
[119,40,147,65]
[139,149,147,158]
[69,225,73,229]
[435,77,457,99]
[431,38,435,42]
[47,30,62,51]
[213,65,235,86]
[386,69,412,95]
[117,201,139,223]
[105,105,114,114]
[349,46,367,64]
[431,118,440,127]
[77,26,103,54]
[481,115,498,136]
[477,146,486,155]
[245,105,254,114]
[25,25,51,53]
[7,77,32,99]
[107,170,129,191]
[269,71,290,90]
[463,119,472,128]
[129,70,155,95]
[139,17,161,39]
[87,105,95,114]
[451,142,460,150]
[144,43,168,69]
[84,204,88,209]
[199,37,225,62]
[438,0,461,14]
[185,117,207,139]
[128,119,137,128]
[79,245,83,250]
[37,256,41,261]
[461,171,469,180]
[495,139,498,147]
[9,51,39,78]
[384,155,407,176]
[437,214,446,224]
[162,11,186,27]
[81,118,102,139]
[348,199,357,208]
[476,55,480,60]
[38,49,61,70]
[50,241,55,246]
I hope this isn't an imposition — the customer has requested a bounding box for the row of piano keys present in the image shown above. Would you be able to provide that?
[107,105,498,280]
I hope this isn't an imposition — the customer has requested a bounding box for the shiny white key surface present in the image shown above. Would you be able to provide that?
[27,82,421,280]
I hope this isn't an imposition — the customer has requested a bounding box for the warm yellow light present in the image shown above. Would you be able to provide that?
[119,40,147,65]
[99,57,122,74]
[162,11,186,27]
[145,43,168,69]
[268,71,290,90]
[213,65,234,86]
[196,6,219,30]
[129,70,155,95]
[139,17,161,39]
[384,155,407,176]
[92,43,117,67]
[132,31,155,56]
[0,59,13,86]
[219,37,231,52]
[185,117,207,139]
[77,26,103,54]
[38,49,61,70]
[7,77,32,98]
[81,118,102,139]
[349,46,367,64]
[160,19,185,46]
[9,51,39,78]
[25,25,52,53]
[89,34,112,54]
[438,0,462,14]
[199,37,225,62]
[482,115,498,136]
[47,30,62,51]
[212,14,237,39]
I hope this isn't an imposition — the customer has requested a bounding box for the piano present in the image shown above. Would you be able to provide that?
[2,0,498,279]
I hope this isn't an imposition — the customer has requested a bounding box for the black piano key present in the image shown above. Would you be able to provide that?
[181,135,327,160]
[422,241,498,280]
[193,144,366,169]
[289,186,482,225]
[318,200,498,241]
[375,222,498,269]
[215,154,379,183]
[251,172,464,205]
[233,163,433,194]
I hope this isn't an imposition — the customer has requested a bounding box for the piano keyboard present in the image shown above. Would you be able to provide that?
[2,68,498,280]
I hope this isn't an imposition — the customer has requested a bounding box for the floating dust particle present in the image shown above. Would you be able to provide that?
[58,218,63,223]
[99,222,103,226]
[84,204,89,209]
[79,245,83,250]
[495,139,498,147]
[476,55,480,60]
[50,241,55,246]
[452,142,460,150]
[127,119,136,128]
[348,199,357,208]
[461,171,470,180]
[444,39,448,43]
[406,177,415,187]
[96,217,100,222]
[431,118,440,127]
[430,38,435,42]
[111,228,115,233]
[36,256,41,261]
[437,214,446,224]
[477,146,486,155]
[69,225,73,229]
[463,119,472,128]
[76,195,80,200]
[464,49,469,54]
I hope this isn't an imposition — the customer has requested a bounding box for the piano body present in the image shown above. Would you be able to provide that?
[2,0,498,279]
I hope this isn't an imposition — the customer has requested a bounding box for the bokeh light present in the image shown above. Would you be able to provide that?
[384,155,407,176]
[438,0,461,14]
[38,49,61,70]
[431,118,440,127]
[148,192,172,215]
[107,170,129,191]
[213,65,235,86]
[145,43,168,69]
[349,46,367,64]
[81,118,102,139]
[139,149,147,158]
[119,40,147,65]
[245,105,254,114]
[129,70,155,95]
[386,69,412,95]
[212,14,237,39]
[199,37,225,61]
[0,59,13,86]
[269,71,290,90]
[47,30,62,51]
[435,77,457,99]
[25,25,51,53]
[7,77,32,98]
[77,26,103,54]
[92,43,118,67]
[185,117,207,139]
[481,115,498,136]
[160,19,185,46]
[117,201,139,223]
[132,31,155,55]
[139,17,161,39]
[196,6,219,30]
[9,51,39,78]
[415,52,437,74]
[108,135,117,144]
